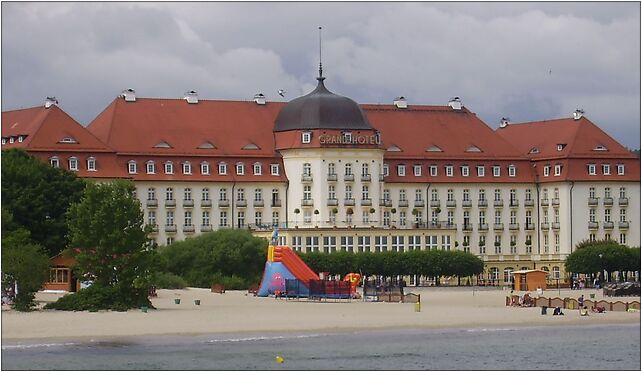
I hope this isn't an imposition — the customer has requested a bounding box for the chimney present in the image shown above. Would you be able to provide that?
[184,90,198,104]
[448,97,462,110]
[254,93,266,105]
[120,88,136,102]
[44,96,58,109]
[499,117,510,128]
[572,109,584,120]
[393,96,407,109]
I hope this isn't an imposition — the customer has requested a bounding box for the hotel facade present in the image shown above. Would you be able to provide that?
[3,75,639,286]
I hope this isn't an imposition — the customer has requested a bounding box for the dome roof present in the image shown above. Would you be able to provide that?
[274,77,372,132]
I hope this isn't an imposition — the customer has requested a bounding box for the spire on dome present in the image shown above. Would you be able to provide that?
[318,26,325,81]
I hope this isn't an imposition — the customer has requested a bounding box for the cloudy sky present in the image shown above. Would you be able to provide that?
[2,2,640,148]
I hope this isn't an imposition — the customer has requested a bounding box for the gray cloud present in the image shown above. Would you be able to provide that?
[2,2,639,148]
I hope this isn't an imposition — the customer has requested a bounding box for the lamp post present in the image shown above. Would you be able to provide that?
[598,253,604,285]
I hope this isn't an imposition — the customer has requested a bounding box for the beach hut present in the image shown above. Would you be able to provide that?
[512,269,548,291]
[43,254,78,292]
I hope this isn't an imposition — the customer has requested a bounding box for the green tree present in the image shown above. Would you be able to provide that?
[566,240,638,282]
[63,180,154,308]
[1,149,85,256]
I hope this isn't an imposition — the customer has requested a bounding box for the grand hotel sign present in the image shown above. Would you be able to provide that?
[319,132,381,145]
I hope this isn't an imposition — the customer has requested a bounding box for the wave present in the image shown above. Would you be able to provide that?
[207,333,329,343]
[2,342,78,350]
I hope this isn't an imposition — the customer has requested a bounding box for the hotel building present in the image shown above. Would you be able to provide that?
[3,74,639,286]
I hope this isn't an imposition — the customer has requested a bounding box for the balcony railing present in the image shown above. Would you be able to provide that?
[551,198,560,206]
[462,200,472,208]
[446,200,457,208]
[540,222,550,230]
[524,199,534,207]
[236,200,247,208]
[619,221,629,229]
[429,200,440,208]
[344,174,355,182]
[183,199,194,208]
[398,200,409,207]
[603,221,614,229]
[462,224,473,231]
[603,197,613,206]
[509,223,520,230]
[540,199,549,206]
[414,200,425,207]
[165,199,176,208]
[478,223,489,231]
[344,198,355,206]
[360,199,372,206]
[301,174,313,182]
[200,225,213,232]
[271,199,282,207]
[588,197,598,206]
[493,223,504,231]
[509,200,519,208]
[183,225,195,233]
[525,223,535,230]
[588,221,599,229]
[619,197,629,206]
[165,224,177,233]
[327,173,337,182]
[379,199,392,207]
[478,200,488,208]
[301,199,314,207]
[493,200,503,207]
[201,199,212,208]
[327,198,338,206]
[552,222,561,230]
[218,199,230,208]
[253,200,264,208]
[149,224,159,232]
[146,199,158,208]
[361,174,371,182]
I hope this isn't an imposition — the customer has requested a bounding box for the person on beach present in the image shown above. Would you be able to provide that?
[578,295,584,309]
[580,306,589,316]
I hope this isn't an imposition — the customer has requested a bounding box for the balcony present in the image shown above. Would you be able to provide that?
[540,199,549,206]
[344,198,355,206]
[427,221,442,229]
[462,200,472,208]
[525,223,535,230]
[552,222,561,230]
[183,225,195,233]
[603,197,613,206]
[201,199,212,208]
[301,174,313,183]
[253,200,264,208]
[551,198,560,206]
[361,174,371,182]
[165,224,177,233]
[327,198,339,206]
[360,199,372,206]
[619,221,629,229]
[414,200,425,208]
[619,197,629,206]
[271,199,282,208]
[183,199,194,208]
[344,174,355,182]
[200,225,213,232]
[398,200,409,208]
[429,200,440,208]
[478,200,488,208]
[165,199,176,208]
[301,199,314,207]
[446,200,456,208]
[327,173,337,182]
[603,221,614,230]
[462,224,473,231]
[493,223,504,231]
[509,200,519,208]
[540,222,550,230]
[478,223,489,231]
[588,197,598,206]
[443,222,457,230]
[493,200,504,207]
[146,199,158,208]
[509,223,520,230]
[379,199,392,207]
[236,200,247,208]
[218,199,230,208]
[524,199,534,207]
[588,221,599,230]
[149,224,159,233]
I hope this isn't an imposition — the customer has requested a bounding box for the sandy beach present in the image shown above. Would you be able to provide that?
[2,287,639,342]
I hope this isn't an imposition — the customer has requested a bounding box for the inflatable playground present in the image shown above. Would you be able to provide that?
[257,244,361,300]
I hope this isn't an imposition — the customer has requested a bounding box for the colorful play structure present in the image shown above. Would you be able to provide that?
[257,244,362,299]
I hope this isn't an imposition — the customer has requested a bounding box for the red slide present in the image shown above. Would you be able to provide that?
[274,246,319,284]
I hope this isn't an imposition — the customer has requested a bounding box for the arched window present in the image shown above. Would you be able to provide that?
[503,267,514,284]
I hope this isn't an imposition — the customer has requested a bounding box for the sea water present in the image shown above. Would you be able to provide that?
[2,324,639,370]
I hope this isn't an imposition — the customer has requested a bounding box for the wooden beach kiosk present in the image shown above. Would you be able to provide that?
[43,254,78,292]
[512,269,548,291]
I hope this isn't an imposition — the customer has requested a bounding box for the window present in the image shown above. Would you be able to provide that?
[415,189,422,202]
[345,163,352,176]
[184,188,192,201]
[87,157,96,171]
[220,211,228,227]
[328,162,336,175]
[543,165,550,177]
[255,211,263,226]
[525,189,532,201]
[510,210,517,224]
[253,162,262,175]
[479,210,486,224]
[303,185,312,200]
[202,211,210,226]
[620,233,627,244]
[494,236,501,254]
[341,236,354,253]
[589,233,596,242]
[382,211,390,227]
[358,236,371,253]
[362,163,369,176]
[146,161,155,174]
[236,162,244,175]
[430,165,438,177]
[493,166,500,177]
[477,166,485,177]
[620,209,627,222]
[49,156,60,168]
[362,210,369,224]
[447,189,454,202]
[426,235,438,250]
[604,209,611,222]
[589,208,596,222]
[270,164,280,175]
[271,189,279,204]
[303,163,311,176]
[391,236,404,253]
[447,210,454,225]
[218,162,227,175]
[589,187,595,198]
[619,187,626,199]
[431,189,438,201]
[542,188,549,200]
[184,211,193,227]
[148,211,156,226]
[602,164,611,175]
[237,211,245,228]
[9,137,14,144]
[445,165,454,177]
[219,188,228,201]
[526,235,532,254]
[494,210,501,224]
[166,210,174,226]
[508,165,516,177]
[479,189,486,201]
[617,164,625,175]
[383,164,389,176]
[166,187,174,201]
[323,236,337,253]
[461,165,470,177]
[291,236,302,252]
[555,234,560,253]
[588,164,596,175]
[127,160,137,174]
[69,157,78,171]
[494,189,501,201]
[441,235,451,251]
[399,211,407,226]
[397,164,406,176]
[383,189,390,201]
[554,208,559,223]
[408,236,421,251]
[328,185,336,199]
[237,188,245,201]
[399,189,406,201]
[363,185,370,200]
[165,161,174,174]
[554,165,561,176]
[463,189,470,201]
[272,211,279,226]
[1,138,5,145]
[166,237,174,246]
[543,234,549,253]
[374,236,387,252]
[183,162,192,175]
[201,161,210,175]
[306,236,320,253]
[147,187,156,200]
[254,189,263,202]
[202,188,210,201]
[526,211,532,226]
[302,131,311,143]
[605,187,611,198]
[543,209,549,223]
[413,165,422,176]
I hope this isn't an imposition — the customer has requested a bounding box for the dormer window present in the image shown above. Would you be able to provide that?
[593,145,608,152]
[183,161,192,175]
[461,165,470,177]
[146,161,155,174]
[413,165,422,176]
[529,147,540,154]
[302,132,312,144]
[430,165,438,177]
[254,162,262,175]
[87,157,96,171]
[236,162,245,175]
[557,144,566,151]
[17,135,23,143]
[465,145,482,153]
[477,166,485,177]
[543,165,550,177]
[508,165,516,177]
[445,165,454,177]
[1,138,6,145]
[59,136,77,144]
[164,161,174,174]
[492,166,500,177]
[68,157,78,171]
[9,137,14,144]
[270,164,279,176]
[602,164,611,175]
[201,161,210,175]
[49,156,59,168]
[397,164,406,176]
[588,164,596,175]
[554,164,561,176]
[218,162,227,175]
[128,160,137,174]
[383,164,389,177]
[617,164,625,175]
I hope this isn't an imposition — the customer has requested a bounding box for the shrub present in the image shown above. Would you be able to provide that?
[44,285,136,312]
[153,272,187,289]
[210,273,251,290]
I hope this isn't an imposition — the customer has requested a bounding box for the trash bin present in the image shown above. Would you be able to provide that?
[174,298,181,305]
[194,299,201,305]
[541,306,547,315]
